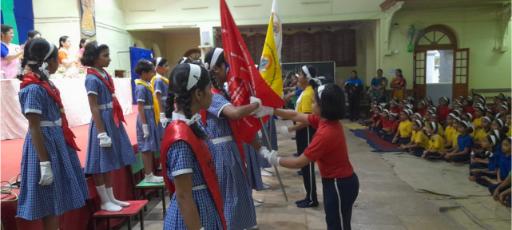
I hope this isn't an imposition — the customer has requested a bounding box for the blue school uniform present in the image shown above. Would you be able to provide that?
[453,134,472,162]
[498,152,511,180]
[164,141,223,230]
[153,75,169,133]
[203,93,257,230]
[244,143,264,190]
[17,84,88,220]
[84,73,135,174]
[135,83,161,152]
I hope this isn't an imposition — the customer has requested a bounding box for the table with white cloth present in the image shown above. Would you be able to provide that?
[0,77,133,140]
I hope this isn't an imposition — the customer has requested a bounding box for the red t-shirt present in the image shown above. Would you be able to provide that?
[437,105,450,122]
[303,115,354,179]
[381,118,394,129]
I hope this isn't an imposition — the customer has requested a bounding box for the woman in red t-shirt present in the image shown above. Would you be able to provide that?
[262,83,359,230]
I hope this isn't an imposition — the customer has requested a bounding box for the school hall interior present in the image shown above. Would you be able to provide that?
[0,0,511,229]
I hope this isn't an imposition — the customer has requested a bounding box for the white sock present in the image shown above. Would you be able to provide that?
[106,187,130,207]
[96,185,122,212]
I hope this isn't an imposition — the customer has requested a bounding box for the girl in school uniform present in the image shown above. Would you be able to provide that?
[17,38,88,228]
[479,138,511,189]
[392,109,413,145]
[135,60,164,183]
[285,65,323,208]
[151,57,171,127]
[203,47,265,229]
[82,42,136,211]
[469,134,499,183]
[399,119,429,157]
[472,116,491,147]
[437,97,451,124]
[262,83,359,230]
[444,120,473,162]
[161,63,226,230]
[422,122,446,159]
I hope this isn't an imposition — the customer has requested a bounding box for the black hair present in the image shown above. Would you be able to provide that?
[80,41,109,66]
[59,36,69,48]
[168,63,210,138]
[352,70,358,75]
[396,68,403,77]
[135,59,155,75]
[177,57,192,65]
[1,24,12,34]
[314,83,345,120]
[377,68,383,72]
[153,57,168,67]
[79,38,87,49]
[27,30,40,39]
[204,48,230,100]
[17,38,58,81]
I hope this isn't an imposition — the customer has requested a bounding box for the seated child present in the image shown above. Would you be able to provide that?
[444,120,473,163]
[437,97,451,124]
[392,110,413,145]
[427,112,444,136]
[469,134,499,183]
[471,105,485,130]
[481,138,511,190]
[472,116,491,148]
[379,111,395,140]
[492,173,511,207]
[490,118,505,141]
[444,114,457,149]
[390,100,401,114]
[400,119,429,157]
[369,106,383,131]
[416,100,427,116]
[422,122,445,160]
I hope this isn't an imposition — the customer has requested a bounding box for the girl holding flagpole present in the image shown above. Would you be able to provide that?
[260,83,359,230]
[82,41,136,211]
[203,47,272,229]
[135,60,164,183]
[16,38,88,228]
[161,63,226,230]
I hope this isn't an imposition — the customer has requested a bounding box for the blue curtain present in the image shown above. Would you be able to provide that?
[129,47,153,104]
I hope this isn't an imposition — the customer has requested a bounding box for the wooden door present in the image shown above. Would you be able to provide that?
[453,48,469,98]
[413,51,426,99]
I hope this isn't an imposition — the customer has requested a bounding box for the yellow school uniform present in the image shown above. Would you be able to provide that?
[437,122,444,136]
[444,125,455,143]
[472,128,488,144]
[398,120,413,138]
[296,85,314,113]
[412,130,429,148]
[507,127,512,137]
[451,130,460,149]
[428,134,445,152]
[472,117,483,130]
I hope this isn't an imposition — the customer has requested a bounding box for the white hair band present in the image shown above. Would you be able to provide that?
[301,65,312,80]
[187,64,201,90]
[206,48,223,71]
[317,84,326,99]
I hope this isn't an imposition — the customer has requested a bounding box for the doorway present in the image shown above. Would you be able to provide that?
[425,49,453,103]
[413,24,469,102]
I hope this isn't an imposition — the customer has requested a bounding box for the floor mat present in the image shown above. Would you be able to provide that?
[351,129,401,153]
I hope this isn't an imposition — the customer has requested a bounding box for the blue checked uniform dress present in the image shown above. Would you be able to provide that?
[204,93,257,230]
[135,84,161,152]
[153,75,168,134]
[17,84,88,220]
[84,73,136,174]
[244,143,264,191]
[164,141,223,230]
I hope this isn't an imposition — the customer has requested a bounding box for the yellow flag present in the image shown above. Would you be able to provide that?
[259,0,283,97]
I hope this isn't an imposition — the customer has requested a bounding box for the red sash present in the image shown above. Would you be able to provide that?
[87,68,125,127]
[200,89,247,166]
[160,120,226,230]
[20,72,80,151]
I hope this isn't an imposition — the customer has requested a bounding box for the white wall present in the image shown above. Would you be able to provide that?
[33,0,134,74]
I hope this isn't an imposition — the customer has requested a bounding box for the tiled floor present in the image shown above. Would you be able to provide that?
[129,120,509,230]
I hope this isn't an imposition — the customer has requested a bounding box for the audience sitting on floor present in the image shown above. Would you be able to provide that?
[363,93,511,207]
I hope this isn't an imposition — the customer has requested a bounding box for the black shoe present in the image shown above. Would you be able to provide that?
[295,198,309,205]
[297,170,303,176]
[297,200,319,208]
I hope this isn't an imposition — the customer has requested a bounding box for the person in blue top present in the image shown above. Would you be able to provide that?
[445,120,473,162]
[486,138,512,200]
[369,69,387,103]
[344,70,364,121]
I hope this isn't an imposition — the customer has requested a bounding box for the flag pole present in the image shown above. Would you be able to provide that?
[248,84,288,202]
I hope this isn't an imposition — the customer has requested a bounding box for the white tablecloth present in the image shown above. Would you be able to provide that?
[1,78,133,140]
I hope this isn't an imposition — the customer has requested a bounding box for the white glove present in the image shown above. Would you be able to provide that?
[254,106,274,118]
[39,161,54,186]
[160,113,169,127]
[142,124,150,139]
[263,150,280,166]
[258,146,271,157]
[250,96,262,107]
[97,132,112,148]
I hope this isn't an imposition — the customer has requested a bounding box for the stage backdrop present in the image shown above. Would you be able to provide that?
[129,47,153,104]
[0,0,34,44]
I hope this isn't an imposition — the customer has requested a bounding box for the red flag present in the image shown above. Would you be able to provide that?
[220,0,284,143]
